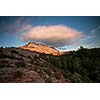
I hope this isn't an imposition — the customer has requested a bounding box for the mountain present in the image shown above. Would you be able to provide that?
[20,42,63,55]
[0,43,100,83]
[0,44,70,83]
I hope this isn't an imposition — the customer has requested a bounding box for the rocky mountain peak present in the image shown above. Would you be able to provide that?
[20,42,64,55]
[26,42,40,47]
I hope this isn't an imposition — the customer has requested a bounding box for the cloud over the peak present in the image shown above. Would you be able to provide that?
[21,25,84,47]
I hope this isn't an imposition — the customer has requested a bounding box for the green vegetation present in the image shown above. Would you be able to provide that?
[0,46,100,82]
[32,46,100,82]
[52,46,100,82]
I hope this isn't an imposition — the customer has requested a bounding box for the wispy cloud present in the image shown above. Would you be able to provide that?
[90,26,100,34]
[16,17,24,24]
[21,25,84,47]
[76,26,100,48]
[0,17,32,34]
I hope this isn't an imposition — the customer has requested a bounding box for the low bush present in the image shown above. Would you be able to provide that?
[14,70,23,78]
[55,71,61,79]
[11,50,19,54]
[15,61,25,67]
[45,77,52,83]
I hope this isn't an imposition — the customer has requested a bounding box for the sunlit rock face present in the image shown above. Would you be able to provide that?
[20,42,64,56]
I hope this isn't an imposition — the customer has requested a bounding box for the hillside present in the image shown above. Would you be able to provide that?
[0,47,70,83]
[0,44,100,83]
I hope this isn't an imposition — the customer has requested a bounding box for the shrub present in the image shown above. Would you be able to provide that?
[0,53,6,59]
[0,63,5,68]
[15,61,25,67]
[0,47,3,49]
[11,50,19,54]
[71,72,81,82]
[55,71,61,79]
[1,60,8,63]
[14,70,23,78]
[63,71,72,79]
[45,77,52,83]
[43,68,51,76]
[0,60,8,68]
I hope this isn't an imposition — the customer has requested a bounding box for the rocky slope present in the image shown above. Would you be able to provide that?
[0,44,100,82]
[0,46,71,83]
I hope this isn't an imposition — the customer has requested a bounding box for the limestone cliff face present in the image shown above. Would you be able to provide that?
[20,42,63,55]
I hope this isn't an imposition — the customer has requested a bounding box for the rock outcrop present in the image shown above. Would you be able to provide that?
[20,42,63,55]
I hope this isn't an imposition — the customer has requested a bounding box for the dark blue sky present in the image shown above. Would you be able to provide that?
[0,16,100,50]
